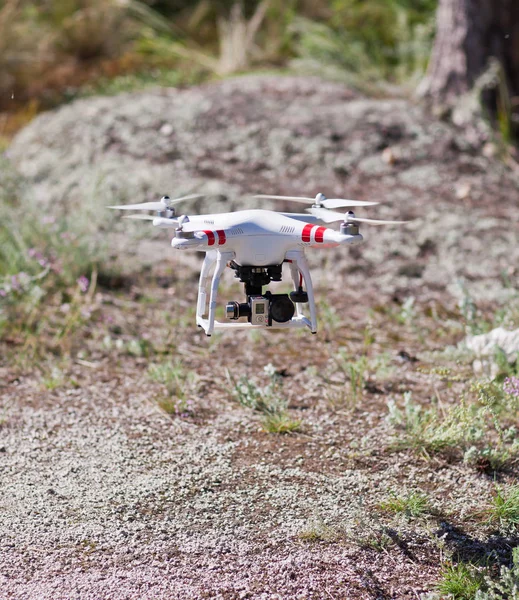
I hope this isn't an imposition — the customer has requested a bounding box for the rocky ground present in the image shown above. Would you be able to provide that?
[1,75,519,599]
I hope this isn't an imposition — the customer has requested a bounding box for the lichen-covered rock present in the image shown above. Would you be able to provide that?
[465,327,519,376]
[6,74,519,301]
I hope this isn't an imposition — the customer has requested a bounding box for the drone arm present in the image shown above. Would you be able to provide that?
[323,229,363,246]
[153,217,180,229]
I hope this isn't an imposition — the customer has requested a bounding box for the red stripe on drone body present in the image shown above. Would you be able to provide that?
[204,230,216,246]
[315,226,327,243]
[216,230,226,245]
[302,224,315,242]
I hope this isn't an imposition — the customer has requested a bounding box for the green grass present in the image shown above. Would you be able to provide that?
[0,159,105,359]
[261,412,302,434]
[1,0,437,120]
[148,359,197,416]
[228,364,303,434]
[436,563,484,600]
[387,392,480,455]
[379,490,431,518]
[487,485,519,529]
[387,378,519,465]
[332,350,368,405]
[42,368,64,391]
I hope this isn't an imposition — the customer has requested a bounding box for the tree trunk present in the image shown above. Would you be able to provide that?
[419,0,519,108]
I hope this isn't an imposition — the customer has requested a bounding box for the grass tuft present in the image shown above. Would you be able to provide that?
[487,485,519,530]
[228,364,303,434]
[298,519,341,543]
[148,359,197,417]
[436,562,484,600]
[379,490,431,518]
[261,412,302,434]
[386,392,479,455]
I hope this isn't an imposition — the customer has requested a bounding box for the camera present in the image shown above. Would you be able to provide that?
[226,292,295,326]
[225,261,296,326]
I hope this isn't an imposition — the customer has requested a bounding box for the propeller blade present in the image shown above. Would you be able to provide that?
[309,207,346,222]
[348,216,409,225]
[309,207,408,225]
[254,195,315,203]
[109,193,205,212]
[254,194,377,209]
[323,198,378,209]
[109,201,166,211]
[122,214,157,221]
[169,193,205,204]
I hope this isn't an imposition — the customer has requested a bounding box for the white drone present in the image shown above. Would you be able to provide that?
[110,193,406,335]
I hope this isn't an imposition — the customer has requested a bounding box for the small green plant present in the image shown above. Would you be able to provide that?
[487,485,519,530]
[229,364,302,434]
[261,412,302,434]
[386,392,481,455]
[356,527,394,552]
[475,547,519,599]
[148,359,197,417]
[436,562,484,599]
[457,280,491,335]
[318,299,342,331]
[398,296,417,324]
[334,350,368,405]
[298,519,340,543]
[379,490,431,518]
[41,367,64,391]
[493,347,519,378]
[463,445,515,474]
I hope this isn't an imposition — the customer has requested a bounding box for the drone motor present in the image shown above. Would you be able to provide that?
[340,211,360,235]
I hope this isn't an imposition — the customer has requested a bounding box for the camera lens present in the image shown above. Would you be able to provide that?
[225,301,251,320]
[269,295,295,323]
[225,301,240,320]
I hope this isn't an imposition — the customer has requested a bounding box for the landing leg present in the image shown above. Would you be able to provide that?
[197,251,217,320]
[206,251,234,336]
[286,250,317,333]
[288,261,303,317]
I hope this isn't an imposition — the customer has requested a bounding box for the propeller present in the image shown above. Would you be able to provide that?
[254,192,378,209]
[109,193,204,211]
[309,206,409,225]
[122,214,157,221]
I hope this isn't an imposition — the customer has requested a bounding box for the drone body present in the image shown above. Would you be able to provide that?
[111,193,405,335]
[168,209,362,264]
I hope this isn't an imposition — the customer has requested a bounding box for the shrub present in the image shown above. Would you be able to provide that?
[0,158,104,357]
[386,392,481,454]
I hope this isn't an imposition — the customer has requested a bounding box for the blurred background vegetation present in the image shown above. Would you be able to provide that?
[0,0,437,357]
[0,0,437,142]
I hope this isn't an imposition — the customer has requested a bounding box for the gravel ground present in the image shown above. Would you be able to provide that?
[2,75,519,599]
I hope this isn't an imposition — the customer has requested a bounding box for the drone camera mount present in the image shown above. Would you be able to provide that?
[226,262,295,325]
